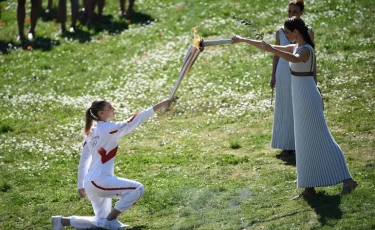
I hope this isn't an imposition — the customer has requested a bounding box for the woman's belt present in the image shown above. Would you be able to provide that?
[290,70,314,76]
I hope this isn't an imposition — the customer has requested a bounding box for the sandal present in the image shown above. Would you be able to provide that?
[342,180,358,195]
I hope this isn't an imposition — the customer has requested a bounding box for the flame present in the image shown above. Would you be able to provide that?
[192,26,203,48]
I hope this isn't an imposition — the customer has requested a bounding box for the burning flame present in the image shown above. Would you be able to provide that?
[192,26,203,48]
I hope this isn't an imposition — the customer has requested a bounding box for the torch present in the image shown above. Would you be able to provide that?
[168,27,234,100]
[168,27,203,100]
[168,45,201,100]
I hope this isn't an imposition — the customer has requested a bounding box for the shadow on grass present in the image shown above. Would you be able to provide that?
[0,37,61,54]
[61,28,92,43]
[122,11,155,25]
[128,225,148,230]
[89,14,129,35]
[303,192,342,225]
[90,10,155,34]
[64,11,154,42]
[85,225,148,230]
[246,192,342,227]
[246,210,303,227]
[0,10,154,53]
[40,7,60,23]
[276,150,296,166]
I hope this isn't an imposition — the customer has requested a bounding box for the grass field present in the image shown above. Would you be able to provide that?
[0,0,374,229]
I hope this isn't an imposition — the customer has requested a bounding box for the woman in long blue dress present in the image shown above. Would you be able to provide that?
[271,0,315,156]
[232,17,358,196]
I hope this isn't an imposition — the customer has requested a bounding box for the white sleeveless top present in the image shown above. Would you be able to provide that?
[289,44,315,74]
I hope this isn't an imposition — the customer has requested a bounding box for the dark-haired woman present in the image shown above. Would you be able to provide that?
[270,0,315,157]
[51,99,172,229]
[232,17,357,196]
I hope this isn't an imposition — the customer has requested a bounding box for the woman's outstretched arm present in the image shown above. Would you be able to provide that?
[232,35,295,54]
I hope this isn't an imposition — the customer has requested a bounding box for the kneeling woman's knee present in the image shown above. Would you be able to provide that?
[137,184,145,197]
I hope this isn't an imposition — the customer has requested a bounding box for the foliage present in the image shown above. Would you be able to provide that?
[232,14,264,40]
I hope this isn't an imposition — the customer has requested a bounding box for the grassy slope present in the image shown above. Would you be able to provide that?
[0,0,374,229]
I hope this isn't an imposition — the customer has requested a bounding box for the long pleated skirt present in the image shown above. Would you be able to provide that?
[291,75,352,188]
[271,58,295,150]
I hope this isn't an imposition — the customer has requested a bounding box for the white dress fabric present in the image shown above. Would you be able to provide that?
[271,28,295,150]
[290,44,352,188]
[69,107,155,229]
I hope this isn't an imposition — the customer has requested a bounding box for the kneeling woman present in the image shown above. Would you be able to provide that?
[52,98,172,229]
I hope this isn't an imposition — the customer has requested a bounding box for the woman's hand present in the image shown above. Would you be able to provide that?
[78,188,87,198]
[261,41,273,52]
[231,35,244,43]
[160,99,173,111]
[154,98,174,112]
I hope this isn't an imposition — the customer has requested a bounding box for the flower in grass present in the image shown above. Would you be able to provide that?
[205,60,209,65]
[126,19,131,23]
[25,17,31,23]
[176,6,182,11]
[27,45,33,50]
[0,22,4,27]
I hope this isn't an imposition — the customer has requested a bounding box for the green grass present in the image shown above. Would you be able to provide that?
[1,0,375,229]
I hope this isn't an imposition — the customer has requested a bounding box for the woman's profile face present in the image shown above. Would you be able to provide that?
[284,27,296,42]
[288,5,303,18]
[99,103,115,121]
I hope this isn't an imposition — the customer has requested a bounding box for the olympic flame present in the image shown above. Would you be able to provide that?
[192,26,203,49]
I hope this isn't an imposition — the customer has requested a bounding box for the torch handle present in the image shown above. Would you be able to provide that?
[201,39,234,47]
